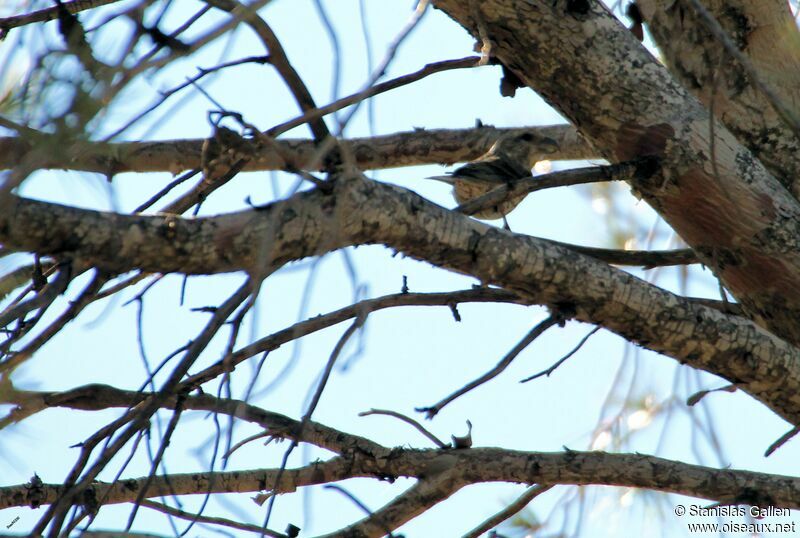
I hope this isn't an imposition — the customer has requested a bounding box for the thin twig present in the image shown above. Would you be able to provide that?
[222,431,271,460]
[267,56,480,138]
[126,402,186,530]
[455,158,659,217]
[299,0,431,171]
[686,384,737,407]
[264,314,366,527]
[180,288,525,390]
[204,0,329,142]
[141,499,286,536]
[520,327,600,383]
[765,425,800,457]
[359,408,448,448]
[417,315,560,419]
[461,484,554,538]
[544,240,697,268]
[0,0,121,35]
[32,282,252,536]
[0,263,71,329]
[133,169,199,213]
[108,56,270,143]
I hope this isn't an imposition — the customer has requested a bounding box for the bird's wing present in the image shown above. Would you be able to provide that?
[449,154,531,184]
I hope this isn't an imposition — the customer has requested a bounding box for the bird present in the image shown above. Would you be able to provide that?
[428,132,560,223]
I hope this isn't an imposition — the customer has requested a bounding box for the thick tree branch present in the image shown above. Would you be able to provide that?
[637,0,800,195]
[5,387,800,532]
[3,384,386,456]
[0,125,591,175]
[429,0,800,347]
[1,176,799,421]
[2,432,799,516]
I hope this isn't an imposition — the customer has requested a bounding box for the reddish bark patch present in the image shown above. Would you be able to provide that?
[661,167,799,302]
[723,247,796,298]
[659,165,743,247]
[615,122,675,160]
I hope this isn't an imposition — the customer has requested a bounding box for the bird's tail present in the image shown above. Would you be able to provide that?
[426,175,456,184]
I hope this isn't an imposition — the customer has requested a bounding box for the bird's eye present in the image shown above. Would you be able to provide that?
[519,133,534,141]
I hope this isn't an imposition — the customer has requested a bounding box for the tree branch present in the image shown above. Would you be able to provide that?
[0,0,121,36]
[1,175,799,422]
[636,0,800,195]
[0,125,591,174]
[3,437,800,518]
[430,0,800,346]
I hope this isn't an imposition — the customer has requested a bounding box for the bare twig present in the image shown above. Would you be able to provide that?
[299,0,431,171]
[264,314,366,526]
[32,281,252,536]
[204,0,329,142]
[1,270,106,374]
[520,327,600,383]
[267,56,481,138]
[126,402,186,530]
[455,158,659,217]
[359,408,448,448]
[417,315,560,419]
[686,384,737,407]
[0,262,71,329]
[181,288,525,389]
[544,240,697,268]
[141,499,286,537]
[0,0,121,35]
[765,425,800,457]
[462,484,554,538]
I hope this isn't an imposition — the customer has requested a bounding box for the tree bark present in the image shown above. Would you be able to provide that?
[430,0,800,346]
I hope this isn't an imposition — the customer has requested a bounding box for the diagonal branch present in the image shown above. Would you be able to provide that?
[203,0,329,142]
[417,315,560,418]
[183,288,526,389]
[636,0,800,195]
[462,484,554,538]
[315,472,465,538]
[0,0,121,36]
[1,175,800,422]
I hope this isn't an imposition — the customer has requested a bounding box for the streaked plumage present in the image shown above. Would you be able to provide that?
[429,132,559,220]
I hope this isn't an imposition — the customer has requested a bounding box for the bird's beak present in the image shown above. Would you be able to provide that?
[426,175,457,184]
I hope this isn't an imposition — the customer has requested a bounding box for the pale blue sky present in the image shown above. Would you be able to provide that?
[1,1,798,536]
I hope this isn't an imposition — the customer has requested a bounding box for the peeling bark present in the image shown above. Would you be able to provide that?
[637,0,800,195]
[430,0,800,345]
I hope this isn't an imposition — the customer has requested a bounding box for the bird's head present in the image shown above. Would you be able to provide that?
[490,131,560,166]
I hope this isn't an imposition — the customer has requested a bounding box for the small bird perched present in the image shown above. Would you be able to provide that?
[428,132,559,222]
